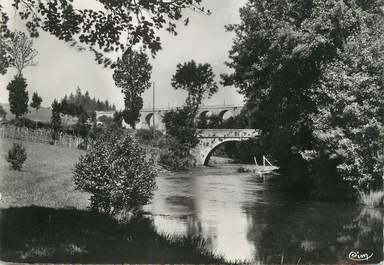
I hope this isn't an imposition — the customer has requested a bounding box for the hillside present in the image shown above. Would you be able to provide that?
[0,103,77,125]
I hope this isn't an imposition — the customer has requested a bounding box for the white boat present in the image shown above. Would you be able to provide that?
[253,156,279,174]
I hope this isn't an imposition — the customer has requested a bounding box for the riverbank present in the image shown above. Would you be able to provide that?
[0,138,233,263]
[0,206,230,263]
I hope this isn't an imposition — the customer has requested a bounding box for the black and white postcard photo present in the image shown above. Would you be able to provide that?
[0,0,383,264]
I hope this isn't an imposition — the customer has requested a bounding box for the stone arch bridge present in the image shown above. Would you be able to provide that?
[192,129,260,166]
[92,112,260,165]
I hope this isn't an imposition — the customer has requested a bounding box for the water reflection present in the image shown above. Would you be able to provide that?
[144,166,383,263]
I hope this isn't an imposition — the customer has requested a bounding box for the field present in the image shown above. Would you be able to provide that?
[0,138,229,264]
[0,139,89,209]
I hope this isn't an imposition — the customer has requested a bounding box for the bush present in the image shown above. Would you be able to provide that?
[7,118,50,129]
[73,127,157,216]
[159,138,194,171]
[6,143,27,170]
[135,129,163,145]
[160,107,199,171]
[162,107,199,148]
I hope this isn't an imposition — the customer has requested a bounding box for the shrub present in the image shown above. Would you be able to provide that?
[135,129,163,145]
[77,140,88,150]
[7,118,50,129]
[162,107,199,149]
[359,191,384,208]
[159,138,194,171]
[6,143,27,170]
[160,107,199,171]
[73,127,157,215]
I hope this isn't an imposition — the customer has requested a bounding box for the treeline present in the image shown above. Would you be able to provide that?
[59,88,116,116]
[197,112,249,129]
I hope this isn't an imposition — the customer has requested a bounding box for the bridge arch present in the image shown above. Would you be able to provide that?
[218,110,233,120]
[202,139,240,166]
[191,129,260,165]
[145,113,154,127]
[199,110,212,118]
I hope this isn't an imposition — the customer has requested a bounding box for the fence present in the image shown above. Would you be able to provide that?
[0,125,88,149]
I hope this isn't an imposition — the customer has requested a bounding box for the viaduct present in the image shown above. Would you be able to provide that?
[96,104,244,131]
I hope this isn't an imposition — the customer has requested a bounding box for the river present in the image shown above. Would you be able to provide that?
[144,165,383,264]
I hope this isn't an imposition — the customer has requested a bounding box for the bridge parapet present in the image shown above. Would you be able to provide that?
[197,129,260,139]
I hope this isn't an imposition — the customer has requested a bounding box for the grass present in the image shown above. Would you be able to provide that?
[0,138,233,263]
[0,138,89,209]
[359,190,384,208]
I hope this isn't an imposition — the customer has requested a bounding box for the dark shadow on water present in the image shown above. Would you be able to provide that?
[0,206,229,264]
[244,200,383,264]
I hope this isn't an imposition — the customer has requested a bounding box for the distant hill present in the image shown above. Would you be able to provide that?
[0,103,77,125]
[0,103,51,123]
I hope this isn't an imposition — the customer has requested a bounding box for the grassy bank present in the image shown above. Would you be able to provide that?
[0,138,231,263]
[0,206,228,263]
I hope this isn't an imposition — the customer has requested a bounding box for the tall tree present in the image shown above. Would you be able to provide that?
[113,49,152,128]
[76,111,90,138]
[30,92,42,111]
[5,31,38,77]
[160,60,217,171]
[51,99,62,140]
[0,1,208,67]
[172,60,217,117]
[223,0,384,198]
[6,75,29,118]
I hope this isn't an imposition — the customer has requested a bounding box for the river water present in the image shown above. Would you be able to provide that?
[144,165,383,264]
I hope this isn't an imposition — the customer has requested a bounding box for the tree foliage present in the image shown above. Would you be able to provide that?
[307,22,384,193]
[73,127,157,215]
[51,99,61,140]
[224,0,384,198]
[160,60,218,171]
[0,0,209,66]
[160,106,199,171]
[76,111,90,138]
[172,60,218,116]
[163,107,199,149]
[6,75,29,118]
[30,92,42,111]
[159,136,195,171]
[113,49,152,128]
[3,31,38,76]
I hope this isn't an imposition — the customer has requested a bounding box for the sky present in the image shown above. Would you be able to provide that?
[0,0,247,109]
